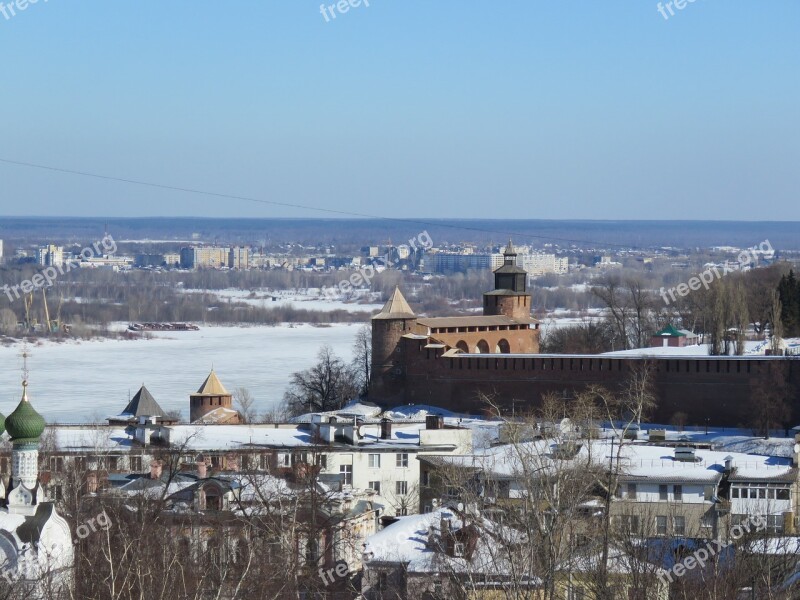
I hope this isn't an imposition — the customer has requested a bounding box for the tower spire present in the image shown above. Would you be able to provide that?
[20,340,30,388]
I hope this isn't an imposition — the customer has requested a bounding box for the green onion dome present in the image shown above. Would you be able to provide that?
[5,382,45,444]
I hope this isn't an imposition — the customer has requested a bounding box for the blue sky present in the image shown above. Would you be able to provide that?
[0,1,797,219]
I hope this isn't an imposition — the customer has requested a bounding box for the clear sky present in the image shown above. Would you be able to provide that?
[0,1,797,220]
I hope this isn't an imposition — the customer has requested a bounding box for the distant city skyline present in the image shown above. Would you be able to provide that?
[0,1,798,220]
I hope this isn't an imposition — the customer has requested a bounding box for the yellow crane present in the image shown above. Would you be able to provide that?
[42,287,60,334]
[23,293,37,332]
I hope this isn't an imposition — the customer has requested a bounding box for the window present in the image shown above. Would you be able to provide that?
[315,454,327,469]
[260,454,270,470]
[674,516,686,536]
[340,465,353,486]
[378,572,388,591]
[279,453,291,468]
[421,471,430,487]
[396,481,408,496]
[674,485,683,502]
[454,542,465,557]
[627,483,637,500]
[424,505,432,513]
[108,456,119,471]
[777,488,791,500]
[369,454,381,468]
[130,456,142,472]
[396,453,409,468]
[659,485,668,501]
[732,487,740,499]
[368,481,381,494]
[656,515,667,536]
[767,514,784,534]
[701,513,714,530]
[49,456,64,473]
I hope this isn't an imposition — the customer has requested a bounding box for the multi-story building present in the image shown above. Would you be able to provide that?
[37,244,64,267]
[518,252,569,276]
[429,251,499,273]
[228,246,249,269]
[180,246,230,269]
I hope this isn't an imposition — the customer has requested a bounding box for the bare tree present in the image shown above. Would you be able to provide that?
[282,345,359,416]
[351,324,371,397]
[233,387,257,423]
[0,308,17,336]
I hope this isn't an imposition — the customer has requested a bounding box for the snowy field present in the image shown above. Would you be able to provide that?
[179,288,384,314]
[0,324,361,423]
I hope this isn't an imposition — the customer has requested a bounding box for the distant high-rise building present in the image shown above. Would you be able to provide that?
[37,244,64,267]
[180,246,230,269]
[518,252,568,276]
[431,252,497,273]
[228,246,249,269]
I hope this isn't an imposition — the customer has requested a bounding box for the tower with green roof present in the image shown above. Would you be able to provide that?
[6,353,46,494]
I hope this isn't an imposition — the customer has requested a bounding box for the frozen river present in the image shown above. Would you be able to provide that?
[0,324,361,422]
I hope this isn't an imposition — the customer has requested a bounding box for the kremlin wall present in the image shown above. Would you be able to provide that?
[370,243,800,427]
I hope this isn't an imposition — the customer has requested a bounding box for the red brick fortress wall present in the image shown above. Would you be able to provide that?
[373,338,800,428]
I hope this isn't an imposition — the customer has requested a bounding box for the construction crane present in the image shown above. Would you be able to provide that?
[23,293,37,332]
[41,288,61,334]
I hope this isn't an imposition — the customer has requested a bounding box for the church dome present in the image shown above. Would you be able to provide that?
[6,382,45,443]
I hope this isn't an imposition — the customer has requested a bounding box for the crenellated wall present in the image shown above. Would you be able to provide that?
[371,337,800,427]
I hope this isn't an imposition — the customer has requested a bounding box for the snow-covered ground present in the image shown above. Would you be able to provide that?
[179,287,384,314]
[0,324,361,423]
[601,339,795,357]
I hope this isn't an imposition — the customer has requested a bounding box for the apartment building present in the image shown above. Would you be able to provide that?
[30,413,472,518]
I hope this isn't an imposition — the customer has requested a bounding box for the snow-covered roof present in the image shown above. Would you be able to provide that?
[429,439,793,484]
[364,507,528,576]
[47,420,466,452]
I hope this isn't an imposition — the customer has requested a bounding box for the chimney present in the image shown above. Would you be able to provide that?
[440,516,451,536]
[426,415,444,430]
[150,460,163,480]
[724,455,735,473]
[380,418,393,440]
[197,459,207,478]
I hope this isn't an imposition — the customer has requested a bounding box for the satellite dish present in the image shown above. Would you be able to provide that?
[457,503,464,512]
[793,443,800,454]
[559,418,574,434]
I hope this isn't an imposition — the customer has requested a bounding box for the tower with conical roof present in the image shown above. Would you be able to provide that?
[190,369,238,423]
[370,286,417,400]
[483,240,531,320]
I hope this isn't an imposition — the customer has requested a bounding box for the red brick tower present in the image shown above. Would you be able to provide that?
[370,287,417,401]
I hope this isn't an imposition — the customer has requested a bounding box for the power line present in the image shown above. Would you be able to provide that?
[0,157,641,249]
